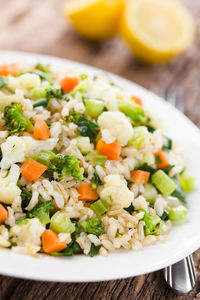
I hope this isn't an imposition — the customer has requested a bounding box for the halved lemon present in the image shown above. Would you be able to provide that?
[63,0,123,40]
[120,0,195,64]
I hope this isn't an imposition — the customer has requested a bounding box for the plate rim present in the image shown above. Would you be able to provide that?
[0,50,199,282]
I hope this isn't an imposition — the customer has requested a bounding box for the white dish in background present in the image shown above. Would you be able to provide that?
[0,51,199,282]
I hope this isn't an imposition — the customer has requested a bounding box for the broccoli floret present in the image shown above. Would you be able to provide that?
[48,154,84,181]
[28,200,53,225]
[46,87,63,99]
[80,217,104,236]
[3,102,33,134]
[142,212,162,236]
[67,112,100,142]
[34,151,84,181]
[35,63,51,74]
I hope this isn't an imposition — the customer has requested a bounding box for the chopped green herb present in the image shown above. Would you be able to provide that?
[162,137,172,152]
[155,155,162,164]
[92,170,103,186]
[172,185,186,204]
[136,163,156,175]
[89,244,101,257]
[17,182,32,211]
[124,203,134,214]
[162,165,174,175]
[68,113,100,142]
[33,99,49,108]
[146,125,156,133]
[160,210,169,221]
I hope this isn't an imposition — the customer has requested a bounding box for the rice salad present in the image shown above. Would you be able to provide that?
[0,63,195,257]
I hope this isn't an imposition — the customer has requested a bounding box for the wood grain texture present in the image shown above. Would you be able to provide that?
[0,0,200,299]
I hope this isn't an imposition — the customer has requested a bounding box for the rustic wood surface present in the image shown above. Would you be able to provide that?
[0,0,200,299]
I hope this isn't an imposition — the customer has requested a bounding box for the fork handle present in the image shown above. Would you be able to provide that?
[163,254,196,295]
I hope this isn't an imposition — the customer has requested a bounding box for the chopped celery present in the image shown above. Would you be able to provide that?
[71,79,89,96]
[86,151,107,166]
[142,213,162,236]
[90,199,109,217]
[162,137,172,152]
[180,171,195,192]
[169,205,188,222]
[119,98,148,125]
[76,136,93,154]
[32,87,47,99]
[33,150,56,166]
[50,212,75,233]
[33,99,49,108]
[142,183,158,204]
[152,170,177,196]
[84,99,105,118]
[128,126,146,149]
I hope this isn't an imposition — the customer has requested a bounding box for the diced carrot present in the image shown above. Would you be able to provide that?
[33,119,50,140]
[154,149,169,169]
[96,139,121,160]
[131,170,150,184]
[41,229,66,253]
[0,125,4,131]
[0,64,18,76]
[60,77,79,93]
[21,158,47,182]
[132,96,143,107]
[0,204,8,223]
[78,182,98,201]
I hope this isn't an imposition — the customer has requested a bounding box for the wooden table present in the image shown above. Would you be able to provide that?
[0,0,200,299]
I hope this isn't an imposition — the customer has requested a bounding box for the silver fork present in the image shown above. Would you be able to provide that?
[163,90,196,295]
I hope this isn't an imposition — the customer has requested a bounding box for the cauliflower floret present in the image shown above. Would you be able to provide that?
[10,218,45,251]
[8,73,41,90]
[0,136,58,169]
[0,164,21,204]
[98,111,133,146]
[86,78,119,111]
[0,92,22,112]
[99,174,134,208]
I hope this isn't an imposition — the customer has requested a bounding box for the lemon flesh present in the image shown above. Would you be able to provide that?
[64,0,122,40]
[120,0,195,64]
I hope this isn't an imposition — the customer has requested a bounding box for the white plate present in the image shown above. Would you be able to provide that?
[0,51,200,282]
